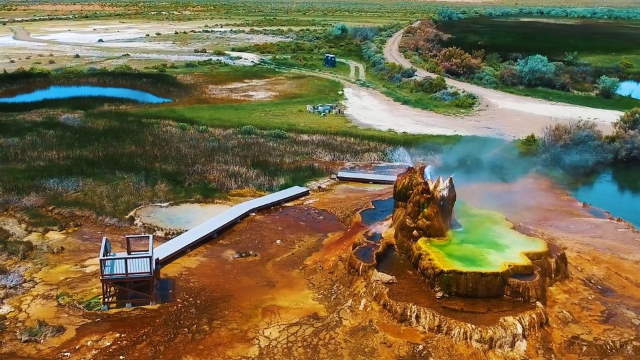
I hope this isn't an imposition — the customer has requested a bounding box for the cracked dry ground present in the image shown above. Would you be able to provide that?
[2,181,640,359]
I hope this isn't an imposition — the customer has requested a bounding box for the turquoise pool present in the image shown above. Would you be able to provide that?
[0,85,171,104]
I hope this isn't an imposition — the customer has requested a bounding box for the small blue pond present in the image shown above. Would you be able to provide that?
[569,165,640,228]
[616,81,640,100]
[0,85,171,104]
[360,198,394,226]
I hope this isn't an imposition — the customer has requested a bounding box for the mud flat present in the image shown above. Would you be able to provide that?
[131,202,232,234]
[1,179,640,359]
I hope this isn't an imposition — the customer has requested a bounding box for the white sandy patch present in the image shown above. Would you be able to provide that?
[0,35,46,47]
[343,85,463,136]
[37,30,145,43]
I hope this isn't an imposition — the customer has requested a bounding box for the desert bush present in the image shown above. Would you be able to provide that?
[432,89,459,102]
[540,120,613,173]
[266,129,289,139]
[597,76,620,98]
[518,134,540,156]
[416,76,447,94]
[615,133,640,162]
[498,66,520,86]
[400,20,450,57]
[239,125,259,136]
[473,67,499,88]
[348,27,378,42]
[516,55,556,87]
[614,108,640,134]
[451,93,478,108]
[437,47,482,77]
[329,24,349,37]
[436,8,464,22]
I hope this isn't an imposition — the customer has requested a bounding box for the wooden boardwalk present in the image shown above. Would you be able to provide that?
[336,171,397,185]
[153,186,310,265]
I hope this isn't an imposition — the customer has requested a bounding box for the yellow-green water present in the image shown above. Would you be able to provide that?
[417,203,547,272]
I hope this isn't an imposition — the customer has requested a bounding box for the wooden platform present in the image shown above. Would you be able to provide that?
[101,255,153,279]
[153,186,310,264]
[336,171,397,185]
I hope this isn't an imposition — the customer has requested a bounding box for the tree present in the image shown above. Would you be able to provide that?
[516,55,556,87]
[597,75,620,99]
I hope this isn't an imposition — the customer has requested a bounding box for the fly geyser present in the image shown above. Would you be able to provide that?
[390,165,569,301]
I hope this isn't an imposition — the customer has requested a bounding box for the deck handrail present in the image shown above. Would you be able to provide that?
[99,236,111,258]
[124,234,154,255]
[99,254,154,278]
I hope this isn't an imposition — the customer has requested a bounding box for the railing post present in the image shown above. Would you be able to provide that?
[124,258,128,276]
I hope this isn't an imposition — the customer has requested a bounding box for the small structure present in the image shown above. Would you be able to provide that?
[99,235,157,309]
[324,54,336,68]
[337,171,397,185]
[306,103,344,116]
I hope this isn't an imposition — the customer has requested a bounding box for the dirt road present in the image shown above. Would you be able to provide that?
[375,25,623,138]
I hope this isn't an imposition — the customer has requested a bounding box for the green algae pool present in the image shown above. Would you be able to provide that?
[417,203,547,272]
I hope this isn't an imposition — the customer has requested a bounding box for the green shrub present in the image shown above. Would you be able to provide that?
[517,133,540,155]
[417,76,447,94]
[177,122,190,131]
[266,129,289,139]
[516,55,556,87]
[81,296,102,311]
[239,125,259,136]
[473,67,499,88]
[614,108,640,134]
[597,76,620,99]
[451,94,477,108]
[620,59,634,70]
[196,125,208,133]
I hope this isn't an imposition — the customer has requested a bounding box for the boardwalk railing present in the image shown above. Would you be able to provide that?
[336,171,397,185]
[153,186,310,265]
[99,236,154,279]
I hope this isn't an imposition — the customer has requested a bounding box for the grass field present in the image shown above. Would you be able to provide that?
[500,87,640,111]
[438,17,640,66]
[0,63,459,218]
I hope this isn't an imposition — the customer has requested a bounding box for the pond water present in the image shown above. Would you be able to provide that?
[568,165,640,228]
[0,85,171,104]
[417,203,547,272]
[135,203,231,231]
[426,137,640,230]
[616,81,640,100]
[360,198,394,226]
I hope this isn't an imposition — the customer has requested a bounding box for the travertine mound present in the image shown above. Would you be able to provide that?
[390,165,568,301]
[392,165,456,239]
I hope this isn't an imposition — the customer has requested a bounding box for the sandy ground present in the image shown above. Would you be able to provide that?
[368,24,624,138]
[338,59,366,81]
[0,20,279,71]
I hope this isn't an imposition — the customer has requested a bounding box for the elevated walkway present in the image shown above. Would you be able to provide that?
[154,186,309,264]
[337,171,397,185]
[99,186,310,308]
